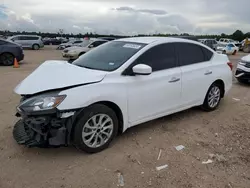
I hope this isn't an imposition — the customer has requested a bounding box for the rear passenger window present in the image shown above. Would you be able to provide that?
[136,43,176,71]
[201,47,213,61]
[175,43,206,66]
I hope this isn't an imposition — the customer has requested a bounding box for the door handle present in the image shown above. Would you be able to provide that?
[204,70,212,75]
[169,77,180,83]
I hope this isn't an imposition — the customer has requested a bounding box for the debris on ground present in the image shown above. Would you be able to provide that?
[157,149,162,160]
[215,133,219,137]
[175,145,185,151]
[117,171,125,187]
[233,98,240,101]
[209,154,227,162]
[156,164,168,171]
[202,159,213,164]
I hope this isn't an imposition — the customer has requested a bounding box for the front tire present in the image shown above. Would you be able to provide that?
[73,104,118,153]
[202,83,222,111]
[0,53,14,66]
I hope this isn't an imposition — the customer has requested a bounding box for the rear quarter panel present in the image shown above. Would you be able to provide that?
[210,53,232,95]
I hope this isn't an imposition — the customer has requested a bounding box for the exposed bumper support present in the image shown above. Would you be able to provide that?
[13,110,79,148]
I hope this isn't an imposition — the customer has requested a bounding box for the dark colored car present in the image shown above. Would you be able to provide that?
[98,37,116,41]
[0,39,24,66]
[43,38,63,45]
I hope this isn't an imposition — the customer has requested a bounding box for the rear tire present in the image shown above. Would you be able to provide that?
[0,53,14,66]
[73,104,118,153]
[232,50,236,55]
[32,44,40,50]
[202,83,222,111]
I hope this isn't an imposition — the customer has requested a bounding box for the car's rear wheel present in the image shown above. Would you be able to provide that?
[73,104,118,153]
[202,83,222,111]
[32,44,40,50]
[222,50,226,54]
[0,53,15,66]
[232,50,237,55]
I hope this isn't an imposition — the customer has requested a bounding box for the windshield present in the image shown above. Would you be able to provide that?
[73,41,146,71]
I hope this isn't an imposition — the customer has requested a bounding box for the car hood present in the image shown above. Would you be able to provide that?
[15,60,107,95]
[241,54,250,62]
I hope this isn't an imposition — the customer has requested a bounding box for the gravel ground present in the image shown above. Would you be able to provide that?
[0,46,249,188]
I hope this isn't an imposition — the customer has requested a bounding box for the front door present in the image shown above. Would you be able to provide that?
[125,43,182,125]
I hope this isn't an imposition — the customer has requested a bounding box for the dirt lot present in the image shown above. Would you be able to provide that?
[0,46,250,188]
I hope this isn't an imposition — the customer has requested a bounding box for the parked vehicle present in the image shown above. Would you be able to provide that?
[235,54,250,84]
[62,39,108,60]
[98,37,116,41]
[57,40,83,50]
[43,38,63,45]
[7,35,44,50]
[218,38,237,45]
[0,39,24,66]
[13,37,232,153]
[198,39,217,50]
[216,43,239,55]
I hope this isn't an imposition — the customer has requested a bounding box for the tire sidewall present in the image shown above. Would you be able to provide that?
[203,83,222,111]
[73,104,118,153]
[33,44,39,50]
[1,53,14,66]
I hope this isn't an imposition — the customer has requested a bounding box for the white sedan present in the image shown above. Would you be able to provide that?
[13,37,232,153]
[216,43,239,55]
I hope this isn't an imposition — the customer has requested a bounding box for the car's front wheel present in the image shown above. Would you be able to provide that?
[73,104,118,153]
[202,83,222,111]
[0,53,14,66]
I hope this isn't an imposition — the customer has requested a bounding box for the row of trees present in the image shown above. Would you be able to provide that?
[0,29,249,41]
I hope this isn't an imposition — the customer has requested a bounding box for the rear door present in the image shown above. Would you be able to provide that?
[175,42,214,107]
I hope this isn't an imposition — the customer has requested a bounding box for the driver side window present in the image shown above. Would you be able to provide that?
[136,43,176,72]
[124,43,177,75]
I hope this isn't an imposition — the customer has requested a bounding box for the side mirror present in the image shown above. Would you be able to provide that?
[132,64,152,75]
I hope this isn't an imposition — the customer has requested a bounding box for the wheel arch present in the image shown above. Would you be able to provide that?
[93,101,124,134]
[211,79,225,98]
[73,101,124,135]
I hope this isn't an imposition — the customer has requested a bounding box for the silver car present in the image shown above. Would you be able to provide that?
[8,35,44,50]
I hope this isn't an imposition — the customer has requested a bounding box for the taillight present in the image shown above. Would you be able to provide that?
[227,62,233,71]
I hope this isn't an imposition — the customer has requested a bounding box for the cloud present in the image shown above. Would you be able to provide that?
[113,6,167,15]
[1,0,250,35]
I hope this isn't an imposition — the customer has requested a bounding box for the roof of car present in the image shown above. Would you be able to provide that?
[116,37,198,44]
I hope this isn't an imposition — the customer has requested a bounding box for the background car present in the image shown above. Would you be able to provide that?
[198,39,218,50]
[57,40,83,50]
[235,54,250,84]
[43,38,63,45]
[216,43,239,55]
[7,35,44,50]
[0,39,24,66]
[62,39,108,60]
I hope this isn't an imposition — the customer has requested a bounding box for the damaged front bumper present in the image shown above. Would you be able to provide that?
[13,109,79,148]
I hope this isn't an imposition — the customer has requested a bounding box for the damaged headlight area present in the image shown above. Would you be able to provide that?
[18,95,66,113]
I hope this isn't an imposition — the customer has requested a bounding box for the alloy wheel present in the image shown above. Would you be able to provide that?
[82,114,114,148]
[207,86,221,108]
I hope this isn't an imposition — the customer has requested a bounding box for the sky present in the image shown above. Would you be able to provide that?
[0,0,250,35]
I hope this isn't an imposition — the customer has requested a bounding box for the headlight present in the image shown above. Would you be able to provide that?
[19,95,66,112]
